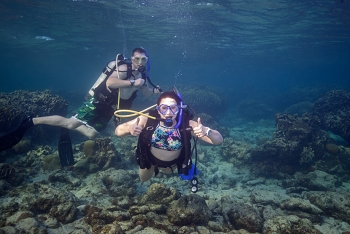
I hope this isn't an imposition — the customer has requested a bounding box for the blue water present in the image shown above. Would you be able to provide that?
[1,0,350,99]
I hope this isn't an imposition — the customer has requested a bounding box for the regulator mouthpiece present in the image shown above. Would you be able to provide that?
[164,117,173,127]
[157,117,173,127]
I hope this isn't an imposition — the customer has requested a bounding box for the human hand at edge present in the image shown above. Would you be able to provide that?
[193,117,206,138]
[129,117,143,136]
[153,85,162,94]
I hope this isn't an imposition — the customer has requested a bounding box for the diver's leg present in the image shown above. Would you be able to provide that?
[33,116,82,129]
[160,164,177,174]
[74,125,99,139]
[139,166,155,182]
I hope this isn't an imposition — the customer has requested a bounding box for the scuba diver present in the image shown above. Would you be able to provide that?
[115,90,223,185]
[0,47,162,167]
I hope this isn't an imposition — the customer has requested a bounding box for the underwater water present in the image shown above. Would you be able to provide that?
[1,0,350,233]
[1,0,349,93]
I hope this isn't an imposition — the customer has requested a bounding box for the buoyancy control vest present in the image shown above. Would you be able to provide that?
[136,109,193,176]
[85,56,139,109]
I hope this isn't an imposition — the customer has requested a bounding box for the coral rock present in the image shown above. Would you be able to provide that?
[166,194,211,225]
[227,203,263,233]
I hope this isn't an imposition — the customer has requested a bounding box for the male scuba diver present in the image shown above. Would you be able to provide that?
[0,47,162,167]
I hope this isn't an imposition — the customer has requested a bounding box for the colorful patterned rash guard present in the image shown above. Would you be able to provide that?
[151,124,182,151]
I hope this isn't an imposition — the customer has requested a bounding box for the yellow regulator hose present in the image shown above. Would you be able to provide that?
[114,104,157,119]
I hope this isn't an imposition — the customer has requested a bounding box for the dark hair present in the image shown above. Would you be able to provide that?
[157,91,182,106]
[132,47,147,56]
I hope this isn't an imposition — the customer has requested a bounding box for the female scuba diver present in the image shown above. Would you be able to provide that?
[115,91,223,182]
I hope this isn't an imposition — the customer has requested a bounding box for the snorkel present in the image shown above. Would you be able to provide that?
[173,86,184,129]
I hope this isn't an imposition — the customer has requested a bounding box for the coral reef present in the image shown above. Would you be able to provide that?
[29,183,79,224]
[42,154,61,171]
[166,194,211,225]
[263,215,322,234]
[74,137,122,175]
[306,191,350,223]
[1,135,350,233]
[0,90,68,133]
[102,168,136,197]
[0,163,14,179]
[311,90,350,144]
[338,146,350,171]
[2,89,350,233]
[138,183,179,206]
[250,113,328,175]
[227,203,264,232]
[12,139,31,153]
[220,137,252,164]
[299,146,315,165]
[0,90,69,160]
[174,84,227,116]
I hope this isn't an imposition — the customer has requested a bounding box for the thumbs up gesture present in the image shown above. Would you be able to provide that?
[193,117,206,138]
[129,117,143,136]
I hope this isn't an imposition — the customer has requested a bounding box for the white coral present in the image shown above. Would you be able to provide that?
[299,146,314,165]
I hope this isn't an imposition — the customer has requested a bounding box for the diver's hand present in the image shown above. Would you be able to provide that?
[134,78,145,87]
[129,117,143,136]
[153,85,162,94]
[193,118,206,138]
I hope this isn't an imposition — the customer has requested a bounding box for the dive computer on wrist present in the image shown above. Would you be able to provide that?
[205,127,212,137]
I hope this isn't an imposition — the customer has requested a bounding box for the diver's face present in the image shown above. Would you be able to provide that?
[157,98,179,121]
[131,52,148,68]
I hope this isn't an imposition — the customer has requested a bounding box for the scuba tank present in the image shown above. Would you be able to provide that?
[85,54,125,101]
[85,70,111,100]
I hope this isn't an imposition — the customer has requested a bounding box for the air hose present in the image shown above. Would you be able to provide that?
[114,104,157,119]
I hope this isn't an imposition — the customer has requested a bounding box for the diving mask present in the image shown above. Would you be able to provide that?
[157,104,179,115]
[132,56,148,65]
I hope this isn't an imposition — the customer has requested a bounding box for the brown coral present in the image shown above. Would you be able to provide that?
[325,143,339,155]
[12,138,31,153]
[83,140,95,157]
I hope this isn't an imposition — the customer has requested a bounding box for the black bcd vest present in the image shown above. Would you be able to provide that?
[136,109,193,176]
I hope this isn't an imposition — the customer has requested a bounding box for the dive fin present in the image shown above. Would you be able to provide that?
[0,116,34,151]
[58,128,74,167]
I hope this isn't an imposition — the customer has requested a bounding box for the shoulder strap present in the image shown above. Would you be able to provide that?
[116,60,133,80]
[177,109,193,174]
[136,109,159,170]
[142,110,159,138]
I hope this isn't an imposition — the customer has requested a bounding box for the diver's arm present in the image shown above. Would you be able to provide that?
[106,76,133,90]
[115,116,147,137]
[189,118,223,145]
[106,65,133,90]
[140,85,154,97]
[106,63,146,90]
